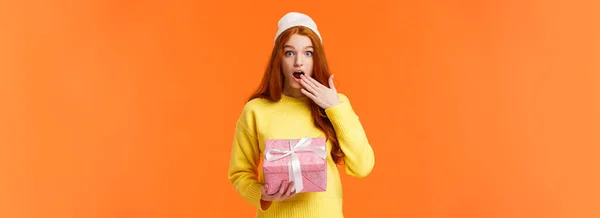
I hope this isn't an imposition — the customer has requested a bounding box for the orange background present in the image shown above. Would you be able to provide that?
[1,0,599,217]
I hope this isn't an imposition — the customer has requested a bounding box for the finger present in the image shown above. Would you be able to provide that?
[328,74,336,90]
[263,184,274,197]
[304,74,326,89]
[277,181,288,196]
[300,74,319,90]
[301,88,319,102]
[283,181,294,197]
[300,79,319,95]
[288,186,297,198]
[261,185,272,201]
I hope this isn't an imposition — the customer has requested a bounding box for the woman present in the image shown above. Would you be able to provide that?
[227,12,375,217]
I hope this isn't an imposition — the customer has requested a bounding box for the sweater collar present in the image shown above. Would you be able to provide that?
[280,93,311,104]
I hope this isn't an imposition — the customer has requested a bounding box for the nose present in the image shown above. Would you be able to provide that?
[294,55,304,67]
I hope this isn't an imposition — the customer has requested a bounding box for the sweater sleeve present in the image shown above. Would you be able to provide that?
[227,104,267,211]
[324,93,375,178]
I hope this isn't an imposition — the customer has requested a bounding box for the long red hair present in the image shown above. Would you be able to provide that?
[248,26,345,165]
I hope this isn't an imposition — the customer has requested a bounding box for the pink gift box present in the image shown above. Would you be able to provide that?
[263,137,327,195]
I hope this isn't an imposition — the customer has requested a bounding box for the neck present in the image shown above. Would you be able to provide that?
[281,86,310,103]
[282,86,304,98]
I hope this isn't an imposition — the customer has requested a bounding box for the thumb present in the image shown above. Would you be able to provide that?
[328,74,336,90]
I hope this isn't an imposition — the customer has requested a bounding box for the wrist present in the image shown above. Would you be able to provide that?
[326,101,341,109]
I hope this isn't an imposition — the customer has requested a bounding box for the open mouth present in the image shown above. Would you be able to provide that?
[293,71,304,79]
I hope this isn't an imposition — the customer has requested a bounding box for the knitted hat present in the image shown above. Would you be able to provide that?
[274,12,322,44]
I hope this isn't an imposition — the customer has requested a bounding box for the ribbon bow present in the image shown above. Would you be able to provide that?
[265,137,327,193]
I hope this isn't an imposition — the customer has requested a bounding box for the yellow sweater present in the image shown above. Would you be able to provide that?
[227,93,375,218]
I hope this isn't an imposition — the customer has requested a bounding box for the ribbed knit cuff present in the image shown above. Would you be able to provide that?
[324,101,357,136]
[246,182,267,212]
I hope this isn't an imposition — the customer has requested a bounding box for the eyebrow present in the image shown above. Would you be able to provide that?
[284,45,314,49]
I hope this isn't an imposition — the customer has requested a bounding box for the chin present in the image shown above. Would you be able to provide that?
[290,82,302,89]
[288,80,302,89]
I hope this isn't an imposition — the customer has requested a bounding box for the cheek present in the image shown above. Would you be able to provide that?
[281,63,293,80]
[281,59,293,72]
[306,59,314,75]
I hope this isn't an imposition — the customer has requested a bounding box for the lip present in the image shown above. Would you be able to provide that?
[292,71,304,80]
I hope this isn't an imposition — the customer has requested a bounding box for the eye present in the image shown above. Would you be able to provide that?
[305,51,313,57]
[285,51,294,56]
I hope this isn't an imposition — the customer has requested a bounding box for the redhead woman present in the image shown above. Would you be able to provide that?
[227,12,375,218]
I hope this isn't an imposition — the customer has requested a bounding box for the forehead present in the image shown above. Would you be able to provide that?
[284,34,313,49]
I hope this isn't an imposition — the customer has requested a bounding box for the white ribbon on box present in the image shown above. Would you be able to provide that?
[264,137,327,193]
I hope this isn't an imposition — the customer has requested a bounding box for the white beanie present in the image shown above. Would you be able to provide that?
[274,12,322,44]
